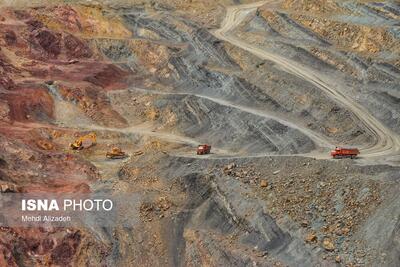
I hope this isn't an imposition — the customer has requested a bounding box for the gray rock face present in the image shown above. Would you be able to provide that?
[1,0,399,266]
[98,3,400,265]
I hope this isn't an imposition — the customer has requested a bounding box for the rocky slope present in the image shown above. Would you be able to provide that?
[0,0,399,266]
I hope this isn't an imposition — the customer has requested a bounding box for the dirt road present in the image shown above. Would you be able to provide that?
[111,87,333,149]
[212,0,400,161]
[47,1,400,164]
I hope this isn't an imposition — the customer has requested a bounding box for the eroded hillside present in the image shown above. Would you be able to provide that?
[0,0,400,266]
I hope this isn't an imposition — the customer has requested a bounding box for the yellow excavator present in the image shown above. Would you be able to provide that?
[70,132,97,150]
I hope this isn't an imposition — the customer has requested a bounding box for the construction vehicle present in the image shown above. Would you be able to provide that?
[106,147,128,159]
[331,147,359,159]
[197,144,211,155]
[70,132,97,150]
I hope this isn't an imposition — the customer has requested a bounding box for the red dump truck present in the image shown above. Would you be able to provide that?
[331,147,360,159]
[197,144,211,155]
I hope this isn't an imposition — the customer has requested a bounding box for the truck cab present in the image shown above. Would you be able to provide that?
[197,144,211,155]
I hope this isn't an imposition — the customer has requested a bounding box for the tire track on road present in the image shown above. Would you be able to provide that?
[212,0,400,160]
[111,87,332,150]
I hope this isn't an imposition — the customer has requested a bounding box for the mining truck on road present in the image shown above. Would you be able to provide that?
[331,147,360,159]
[197,144,211,155]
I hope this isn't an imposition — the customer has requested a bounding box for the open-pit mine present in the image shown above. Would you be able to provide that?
[0,0,400,266]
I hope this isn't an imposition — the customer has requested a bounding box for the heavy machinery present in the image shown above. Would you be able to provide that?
[106,147,128,159]
[197,144,211,155]
[70,133,97,150]
[331,147,359,159]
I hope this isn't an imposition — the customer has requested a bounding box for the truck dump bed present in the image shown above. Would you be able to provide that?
[331,147,360,158]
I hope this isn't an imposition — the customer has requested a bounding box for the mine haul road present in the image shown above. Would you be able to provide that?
[212,0,400,162]
[49,1,400,164]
